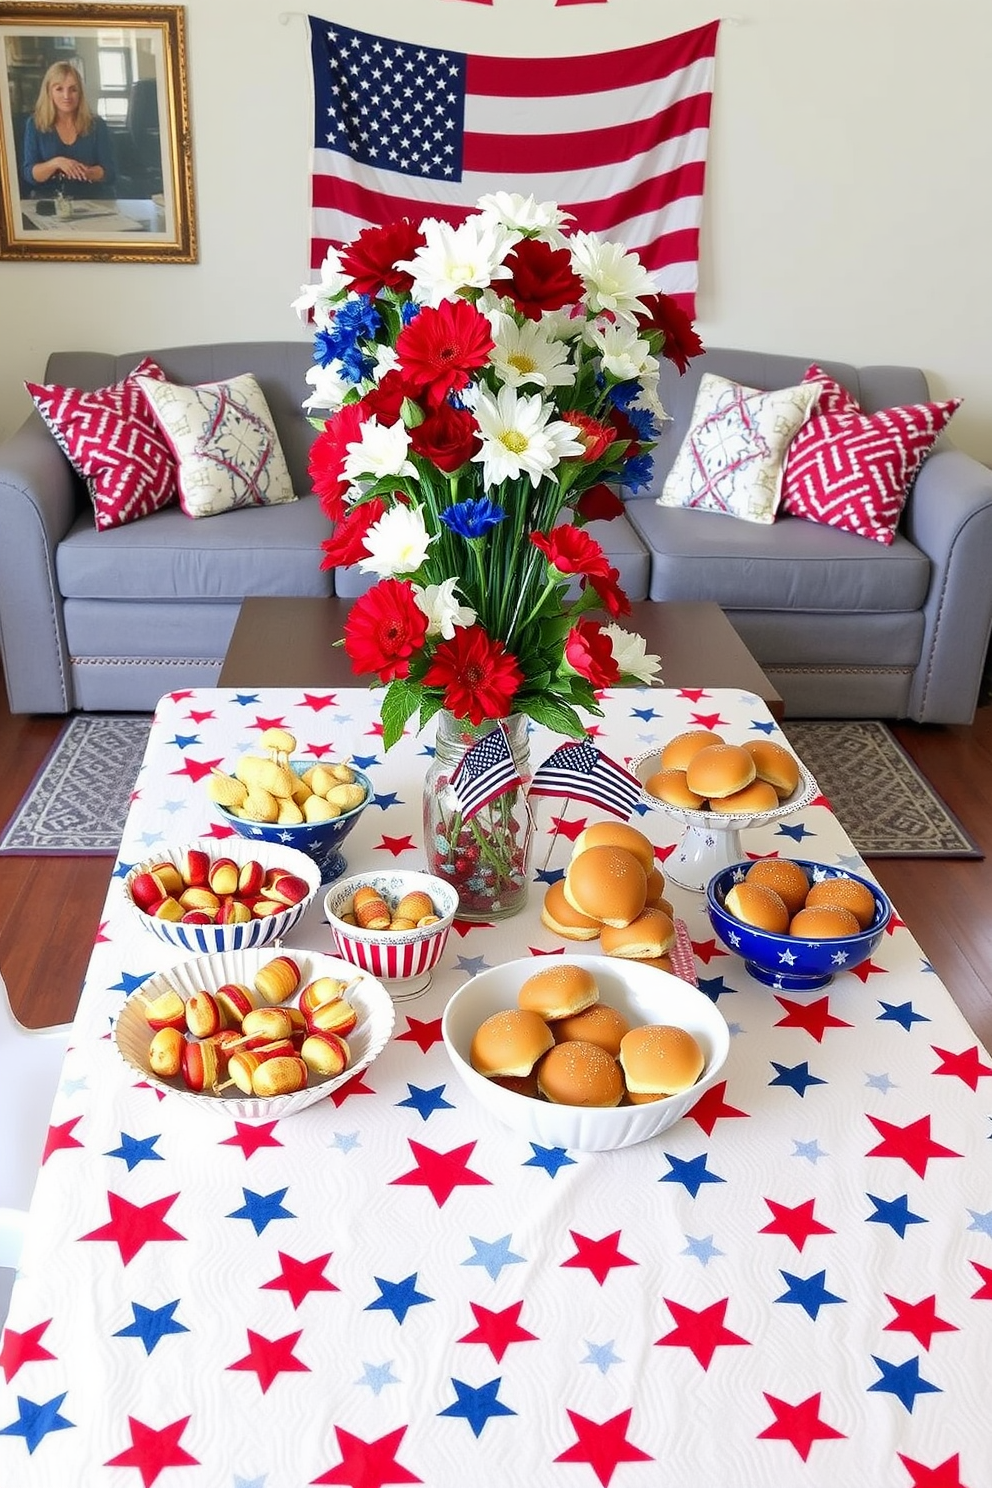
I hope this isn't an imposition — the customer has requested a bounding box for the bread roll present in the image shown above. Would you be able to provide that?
[643,768,706,810]
[540,880,602,941]
[745,859,810,917]
[707,778,780,815]
[789,904,862,939]
[571,821,655,875]
[552,1002,631,1057]
[518,963,599,1020]
[685,744,756,800]
[537,1039,625,1107]
[470,1009,555,1078]
[744,739,801,797]
[660,729,725,771]
[619,1024,704,1098]
[564,845,647,928]
[723,881,791,933]
[643,866,667,906]
[804,875,877,929]
[600,907,676,960]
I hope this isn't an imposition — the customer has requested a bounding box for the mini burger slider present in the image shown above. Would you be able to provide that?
[618,1024,705,1103]
[564,845,647,928]
[517,962,599,1020]
[470,1009,554,1079]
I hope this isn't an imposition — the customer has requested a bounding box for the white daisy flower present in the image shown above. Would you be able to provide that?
[629,376,671,425]
[291,246,348,328]
[396,216,518,307]
[372,344,400,379]
[471,384,585,489]
[568,232,658,324]
[602,624,662,684]
[357,503,435,577]
[342,417,418,485]
[584,321,659,383]
[302,361,354,414]
[413,579,477,638]
[488,312,577,391]
[475,192,572,244]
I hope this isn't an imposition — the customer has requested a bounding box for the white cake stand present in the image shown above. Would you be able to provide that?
[629,752,819,892]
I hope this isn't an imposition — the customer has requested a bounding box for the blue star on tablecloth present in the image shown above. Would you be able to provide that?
[355,1360,400,1395]
[534,867,566,885]
[659,1152,726,1197]
[776,821,816,843]
[630,705,661,722]
[105,1132,164,1171]
[865,1193,927,1238]
[463,1235,526,1282]
[113,1299,188,1353]
[866,1072,897,1094]
[682,1234,724,1266]
[0,1391,74,1453]
[456,955,490,977]
[329,1131,360,1154]
[138,830,166,848]
[370,792,401,810]
[168,733,200,749]
[438,1376,516,1436]
[523,1145,576,1177]
[749,719,778,734]
[233,1475,267,1488]
[877,1001,930,1031]
[770,1061,827,1097]
[582,1340,624,1374]
[868,1354,941,1411]
[227,1187,295,1235]
[113,860,139,880]
[792,1138,828,1163]
[775,1269,845,1319]
[697,974,737,1002]
[351,753,380,770]
[366,1273,433,1324]
[111,969,159,995]
[967,1208,992,1238]
[397,1084,454,1120]
[233,693,261,706]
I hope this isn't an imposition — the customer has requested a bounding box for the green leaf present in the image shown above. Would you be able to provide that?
[517,695,589,738]
[380,680,422,751]
[417,692,445,732]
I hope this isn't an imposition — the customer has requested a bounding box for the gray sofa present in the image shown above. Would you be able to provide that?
[1,341,990,723]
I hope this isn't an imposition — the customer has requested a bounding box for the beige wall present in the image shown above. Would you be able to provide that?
[2,0,989,462]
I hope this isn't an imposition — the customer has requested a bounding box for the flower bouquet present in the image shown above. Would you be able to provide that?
[295,193,703,916]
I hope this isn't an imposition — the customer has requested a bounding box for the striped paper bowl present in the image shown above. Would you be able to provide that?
[323,870,458,985]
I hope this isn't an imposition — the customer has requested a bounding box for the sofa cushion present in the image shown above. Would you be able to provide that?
[56,493,335,601]
[138,372,296,519]
[625,502,931,612]
[781,365,961,545]
[26,356,178,530]
[658,373,820,523]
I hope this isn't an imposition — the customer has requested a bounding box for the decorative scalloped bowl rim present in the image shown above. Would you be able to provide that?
[629,749,818,830]
[323,869,460,945]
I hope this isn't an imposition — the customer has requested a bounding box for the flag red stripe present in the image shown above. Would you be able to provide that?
[465,22,719,97]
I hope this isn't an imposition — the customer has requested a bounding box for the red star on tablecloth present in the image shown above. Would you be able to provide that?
[80,1191,185,1265]
[653,841,678,863]
[690,936,730,964]
[688,710,728,731]
[395,1016,444,1053]
[366,719,387,737]
[166,690,195,703]
[866,1113,963,1178]
[169,755,224,783]
[970,1260,992,1300]
[677,688,712,705]
[376,834,417,857]
[849,956,888,983]
[248,714,289,732]
[885,910,908,934]
[104,1414,199,1485]
[548,814,588,842]
[330,1071,377,1106]
[303,741,336,758]
[94,919,110,943]
[312,1425,422,1486]
[554,1407,653,1486]
[42,1115,84,1163]
[528,944,566,957]
[655,1295,750,1369]
[686,1080,749,1136]
[457,1299,538,1361]
[227,1328,310,1393]
[561,1230,637,1286]
[391,1139,491,1207]
[299,692,338,711]
[810,790,833,810]
[451,918,493,936]
[774,995,852,1042]
[186,708,214,723]
[262,1251,339,1310]
[759,1197,835,1251]
[883,1292,957,1350]
[930,1043,992,1090]
[757,1391,845,1460]
[201,821,238,840]
[0,1319,56,1382]
[219,1119,283,1158]
[897,1452,970,1488]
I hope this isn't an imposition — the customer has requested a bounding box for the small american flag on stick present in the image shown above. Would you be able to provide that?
[529,739,642,820]
[449,725,523,822]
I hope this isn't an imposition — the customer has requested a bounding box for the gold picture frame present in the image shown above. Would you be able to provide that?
[0,3,195,261]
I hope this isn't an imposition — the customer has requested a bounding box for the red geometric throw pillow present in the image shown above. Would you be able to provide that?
[26,357,178,530]
[780,364,960,545]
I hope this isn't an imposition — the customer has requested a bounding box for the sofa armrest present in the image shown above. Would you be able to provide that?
[902,446,992,723]
[0,411,79,712]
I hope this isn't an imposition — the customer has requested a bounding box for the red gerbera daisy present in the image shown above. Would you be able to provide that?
[422,626,523,724]
[340,219,425,298]
[308,402,367,523]
[584,562,631,619]
[396,299,495,408]
[343,578,429,683]
[565,619,621,688]
[560,411,617,463]
[530,525,613,581]
[500,238,584,321]
[319,497,388,571]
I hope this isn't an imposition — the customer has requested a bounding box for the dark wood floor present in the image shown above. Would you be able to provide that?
[3,669,992,1048]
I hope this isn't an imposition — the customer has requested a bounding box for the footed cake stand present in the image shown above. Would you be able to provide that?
[630,753,819,892]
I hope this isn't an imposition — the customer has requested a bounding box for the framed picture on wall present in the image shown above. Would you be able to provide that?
[0,3,196,261]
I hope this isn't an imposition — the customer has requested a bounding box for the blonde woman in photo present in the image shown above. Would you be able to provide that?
[22,60,116,198]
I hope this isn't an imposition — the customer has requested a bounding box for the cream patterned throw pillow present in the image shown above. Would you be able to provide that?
[137,372,296,519]
[659,373,821,523]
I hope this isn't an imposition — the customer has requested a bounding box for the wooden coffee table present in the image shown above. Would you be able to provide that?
[219,597,784,719]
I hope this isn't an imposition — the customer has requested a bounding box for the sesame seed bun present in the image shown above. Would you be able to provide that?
[723,881,791,933]
[537,1039,625,1107]
[517,962,600,1020]
[685,744,756,800]
[618,1023,704,1098]
[804,876,877,930]
[707,778,780,815]
[470,1009,555,1079]
[552,1002,631,1057]
[744,739,801,798]
[643,867,667,906]
[744,859,811,917]
[600,907,677,960]
[660,729,725,772]
[643,767,706,810]
[789,904,863,939]
[564,845,647,928]
[571,821,655,875]
[540,880,602,941]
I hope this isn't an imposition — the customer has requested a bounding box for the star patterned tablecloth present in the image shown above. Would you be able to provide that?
[2,686,991,1488]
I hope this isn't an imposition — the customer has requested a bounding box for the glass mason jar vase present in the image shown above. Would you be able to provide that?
[422,711,533,922]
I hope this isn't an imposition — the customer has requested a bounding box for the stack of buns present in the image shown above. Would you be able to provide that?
[723,860,877,938]
[469,962,705,1108]
[540,821,686,977]
[643,729,800,815]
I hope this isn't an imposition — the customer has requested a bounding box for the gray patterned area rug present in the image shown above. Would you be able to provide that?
[783,719,982,859]
[0,714,982,860]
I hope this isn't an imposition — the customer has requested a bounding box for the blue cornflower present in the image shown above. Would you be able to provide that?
[440,498,507,539]
[334,294,381,342]
[400,301,421,327]
[625,404,659,441]
[622,453,656,494]
[608,381,640,411]
[313,327,338,369]
[337,344,376,384]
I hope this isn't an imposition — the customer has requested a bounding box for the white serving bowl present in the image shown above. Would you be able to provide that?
[123,839,323,954]
[442,955,730,1152]
[113,946,395,1119]
[323,869,459,986]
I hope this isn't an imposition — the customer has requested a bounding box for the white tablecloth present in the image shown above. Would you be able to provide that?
[2,686,990,1488]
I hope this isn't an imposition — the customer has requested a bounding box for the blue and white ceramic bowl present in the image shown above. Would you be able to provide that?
[213,762,374,883]
[706,859,892,990]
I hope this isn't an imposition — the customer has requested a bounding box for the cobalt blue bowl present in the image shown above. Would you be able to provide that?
[214,762,374,884]
[706,860,892,990]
